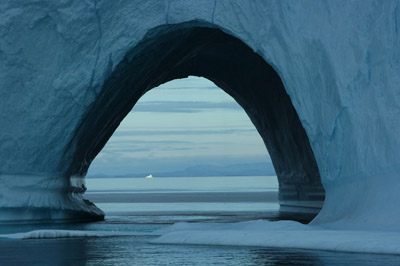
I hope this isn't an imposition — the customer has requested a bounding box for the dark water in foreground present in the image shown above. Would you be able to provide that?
[1,215,400,266]
[0,177,399,265]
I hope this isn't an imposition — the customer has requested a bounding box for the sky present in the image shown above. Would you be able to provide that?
[87,76,271,177]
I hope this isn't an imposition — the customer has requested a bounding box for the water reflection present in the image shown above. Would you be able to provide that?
[0,238,90,266]
[252,248,400,266]
[1,236,400,265]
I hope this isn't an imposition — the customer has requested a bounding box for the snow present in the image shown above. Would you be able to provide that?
[0,0,400,236]
[153,220,400,255]
[0,229,137,240]
[4,221,400,255]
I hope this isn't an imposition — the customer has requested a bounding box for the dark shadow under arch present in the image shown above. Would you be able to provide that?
[66,21,325,215]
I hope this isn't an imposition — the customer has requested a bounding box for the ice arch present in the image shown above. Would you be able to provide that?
[69,23,324,215]
[0,22,324,222]
[1,1,399,228]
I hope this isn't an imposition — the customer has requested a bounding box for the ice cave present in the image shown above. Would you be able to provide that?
[0,1,399,230]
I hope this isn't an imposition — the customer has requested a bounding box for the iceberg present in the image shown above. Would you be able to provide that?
[153,220,400,255]
[0,229,138,240]
[0,0,399,234]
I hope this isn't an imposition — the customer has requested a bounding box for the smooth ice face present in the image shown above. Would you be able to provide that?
[0,0,399,227]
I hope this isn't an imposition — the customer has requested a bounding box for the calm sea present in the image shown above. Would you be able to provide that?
[0,176,399,265]
[86,176,279,216]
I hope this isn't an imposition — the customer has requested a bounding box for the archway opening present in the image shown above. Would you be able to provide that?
[86,76,282,221]
[87,76,274,178]
[67,22,325,218]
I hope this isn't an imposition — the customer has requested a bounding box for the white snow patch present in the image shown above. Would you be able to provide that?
[153,220,400,255]
[0,230,139,240]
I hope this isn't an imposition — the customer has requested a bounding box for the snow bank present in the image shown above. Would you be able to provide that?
[153,220,400,255]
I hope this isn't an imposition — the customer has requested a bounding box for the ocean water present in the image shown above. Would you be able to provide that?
[86,176,280,216]
[86,176,279,193]
[0,176,399,265]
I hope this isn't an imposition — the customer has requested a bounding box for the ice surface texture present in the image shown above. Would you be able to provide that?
[0,1,399,227]
[0,229,137,240]
[153,220,400,255]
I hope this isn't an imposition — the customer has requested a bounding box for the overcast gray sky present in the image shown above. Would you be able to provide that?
[87,76,271,176]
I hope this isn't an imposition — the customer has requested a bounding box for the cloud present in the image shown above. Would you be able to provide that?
[102,147,153,154]
[88,153,272,176]
[159,85,218,90]
[154,75,218,90]
[113,129,257,137]
[101,147,192,155]
[107,139,193,145]
[131,101,242,113]
[100,140,194,153]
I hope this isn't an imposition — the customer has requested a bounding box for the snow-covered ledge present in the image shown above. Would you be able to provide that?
[1,1,399,228]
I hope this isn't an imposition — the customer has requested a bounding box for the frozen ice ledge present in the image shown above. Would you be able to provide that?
[0,1,399,229]
[0,174,104,223]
